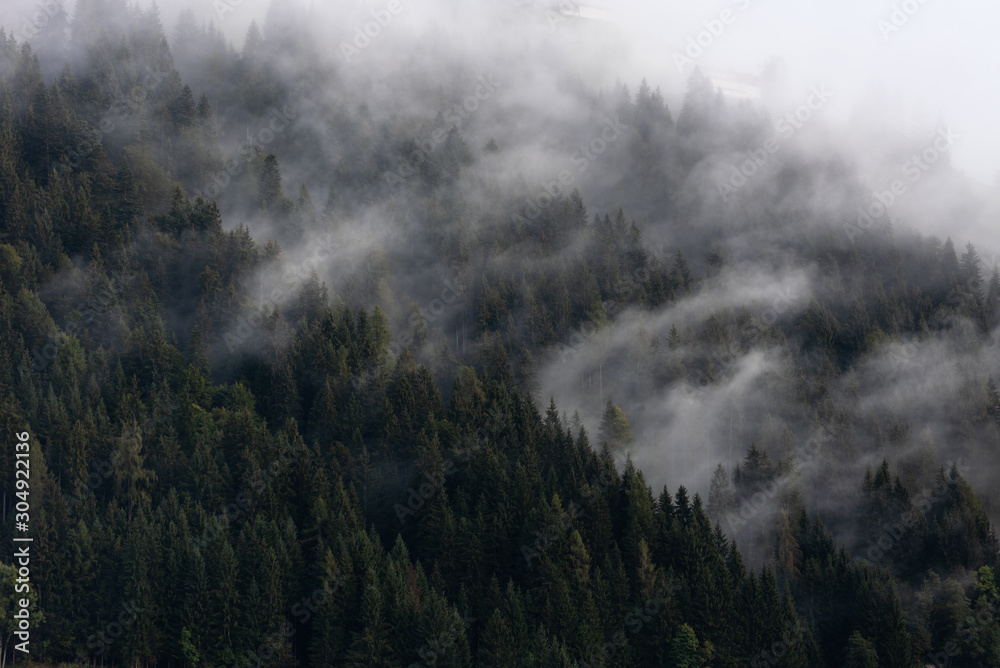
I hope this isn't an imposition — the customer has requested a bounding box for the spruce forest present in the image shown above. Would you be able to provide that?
[1,1,1000,666]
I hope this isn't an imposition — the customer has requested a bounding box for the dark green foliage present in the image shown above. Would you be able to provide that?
[2,6,1000,668]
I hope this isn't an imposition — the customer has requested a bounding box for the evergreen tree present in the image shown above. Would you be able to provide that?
[112,420,157,522]
[258,153,284,208]
[666,623,701,668]
[599,401,634,451]
[844,631,879,668]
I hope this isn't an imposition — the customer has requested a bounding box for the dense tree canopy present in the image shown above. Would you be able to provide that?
[1,3,999,668]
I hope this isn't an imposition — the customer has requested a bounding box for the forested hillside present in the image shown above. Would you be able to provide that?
[2,1,1000,666]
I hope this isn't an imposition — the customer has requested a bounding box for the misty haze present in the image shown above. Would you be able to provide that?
[1,0,999,666]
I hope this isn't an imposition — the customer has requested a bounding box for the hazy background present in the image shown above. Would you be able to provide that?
[7,0,992,180]
[5,0,999,537]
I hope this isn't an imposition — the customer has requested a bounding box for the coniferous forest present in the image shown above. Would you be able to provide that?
[2,0,1000,666]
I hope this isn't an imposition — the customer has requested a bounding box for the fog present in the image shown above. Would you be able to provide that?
[6,0,997,180]
[5,0,1000,559]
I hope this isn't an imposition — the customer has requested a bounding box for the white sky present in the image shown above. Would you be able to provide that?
[610,0,1000,184]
